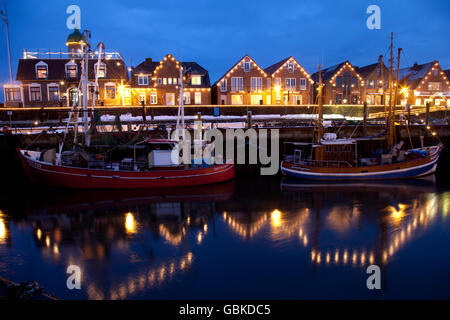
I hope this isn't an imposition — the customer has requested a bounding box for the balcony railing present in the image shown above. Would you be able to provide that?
[23,49,123,60]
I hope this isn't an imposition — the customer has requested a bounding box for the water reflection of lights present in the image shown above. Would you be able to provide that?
[159,225,182,246]
[309,194,444,267]
[86,252,195,300]
[0,211,6,243]
[271,209,282,228]
[222,211,268,239]
[125,212,137,234]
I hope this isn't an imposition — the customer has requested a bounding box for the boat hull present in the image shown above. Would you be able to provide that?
[281,146,441,181]
[18,149,235,189]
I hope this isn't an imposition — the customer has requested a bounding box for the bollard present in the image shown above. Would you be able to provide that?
[197,112,201,121]
[247,111,252,129]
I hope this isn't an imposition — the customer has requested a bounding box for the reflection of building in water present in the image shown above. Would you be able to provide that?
[14,196,219,299]
[221,188,449,268]
[0,210,10,246]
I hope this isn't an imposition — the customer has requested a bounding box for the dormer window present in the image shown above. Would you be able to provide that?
[65,61,78,78]
[242,59,252,72]
[286,62,296,73]
[191,75,202,85]
[94,62,106,78]
[35,61,48,79]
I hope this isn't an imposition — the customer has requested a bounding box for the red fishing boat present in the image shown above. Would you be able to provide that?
[17,30,235,189]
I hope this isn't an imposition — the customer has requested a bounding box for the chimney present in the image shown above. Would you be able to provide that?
[145,58,152,65]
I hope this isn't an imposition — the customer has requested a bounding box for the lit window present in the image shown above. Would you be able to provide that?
[242,59,252,72]
[105,85,116,99]
[191,76,202,85]
[220,80,227,92]
[231,95,243,105]
[36,65,48,79]
[173,78,177,84]
[183,91,191,104]
[163,78,167,85]
[286,62,296,73]
[95,63,106,78]
[5,87,21,102]
[66,63,77,78]
[285,78,296,91]
[168,78,173,85]
[194,92,201,104]
[300,78,306,90]
[251,77,262,91]
[251,95,263,105]
[48,85,59,102]
[231,77,243,92]
[138,75,148,85]
[158,78,162,85]
[428,82,441,91]
[150,92,157,104]
[266,78,271,90]
[274,78,281,87]
[30,85,41,101]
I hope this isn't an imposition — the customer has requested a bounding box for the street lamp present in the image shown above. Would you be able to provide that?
[0,1,13,84]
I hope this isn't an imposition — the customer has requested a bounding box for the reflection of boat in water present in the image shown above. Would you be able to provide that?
[280,175,437,193]
[24,180,235,216]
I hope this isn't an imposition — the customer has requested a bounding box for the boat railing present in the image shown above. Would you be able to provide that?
[294,158,354,168]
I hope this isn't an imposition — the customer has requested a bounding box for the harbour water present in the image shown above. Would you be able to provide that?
[1,174,450,300]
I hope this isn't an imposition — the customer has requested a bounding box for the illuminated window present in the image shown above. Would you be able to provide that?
[29,85,41,101]
[137,75,148,85]
[163,78,167,85]
[138,93,145,104]
[266,78,271,90]
[4,87,21,102]
[173,78,177,84]
[300,78,306,90]
[428,82,441,90]
[95,63,106,78]
[105,85,116,99]
[251,95,262,105]
[274,77,281,87]
[286,62,296,73]
[220,80,227,92]
[36,62,48,79]
[48,85,59,102]
[231,77,243,92]
[242,59,252,72]
[266,94,271,104]
[65,62,77,78]
[168,78,173,85]
[191,76,202,85]
[231,95,243,105]
[285,78,296,91]
[194,92,201,104]
[150,92,157,104]
[157,78,162,85]
[251,77,262,91]
[183,91,191,104]
[291,95,301,105]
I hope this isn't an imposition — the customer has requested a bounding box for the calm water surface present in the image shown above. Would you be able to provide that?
[1,176,450,299]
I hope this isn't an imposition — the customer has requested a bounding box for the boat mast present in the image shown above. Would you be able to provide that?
[81,30,91,146]
[387,32,394,150]
[317,65,323,143]
[176,59,185,138]
[392,47,402,146]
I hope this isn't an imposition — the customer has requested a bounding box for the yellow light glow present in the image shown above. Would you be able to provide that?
[386,203,408,221]
[271,209,282,228]
[0,215,6,242]
[125,212,137,234]
[36,228,42,240]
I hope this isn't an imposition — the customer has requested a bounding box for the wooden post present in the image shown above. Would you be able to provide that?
[363,101,368,136]
[197,112,202,121]
[247,110,252,129]
[425,102,430,125]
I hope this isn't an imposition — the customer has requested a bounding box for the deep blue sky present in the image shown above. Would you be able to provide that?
[0,0,449,100]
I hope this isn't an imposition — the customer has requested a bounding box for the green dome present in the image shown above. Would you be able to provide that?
[66,29,84,45]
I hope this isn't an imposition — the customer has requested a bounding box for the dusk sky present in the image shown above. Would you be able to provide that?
[0,0,449,100]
